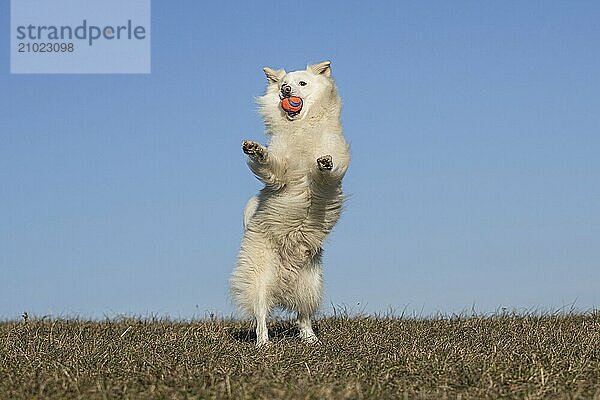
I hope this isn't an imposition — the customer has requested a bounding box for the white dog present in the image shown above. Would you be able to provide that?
[230,61,350,346]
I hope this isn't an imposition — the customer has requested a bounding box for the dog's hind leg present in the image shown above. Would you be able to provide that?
[255,304,269,347]
[295,261,323,344]
[231,231,277,346]
[232,264,273,346]
[252,266,274,346]
[298,312,319,344]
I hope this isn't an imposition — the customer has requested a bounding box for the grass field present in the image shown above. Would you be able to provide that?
[1,313,600,399]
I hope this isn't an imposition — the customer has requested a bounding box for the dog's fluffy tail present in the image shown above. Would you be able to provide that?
[243,196,259,229]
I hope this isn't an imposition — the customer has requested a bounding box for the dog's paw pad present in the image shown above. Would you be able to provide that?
[317,155,333,171]
[242,140,264,158]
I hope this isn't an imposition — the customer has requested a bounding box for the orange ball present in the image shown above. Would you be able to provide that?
[281,96,303,113]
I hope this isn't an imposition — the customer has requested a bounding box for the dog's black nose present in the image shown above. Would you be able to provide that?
[281,84,292,97]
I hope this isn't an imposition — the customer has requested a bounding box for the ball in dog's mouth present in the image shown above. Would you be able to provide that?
[281,96,303,117]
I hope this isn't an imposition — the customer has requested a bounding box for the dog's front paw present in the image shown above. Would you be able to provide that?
[242,140,266,160]
[317,155,333,171]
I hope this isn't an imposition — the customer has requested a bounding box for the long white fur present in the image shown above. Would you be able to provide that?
[230,61,350,346]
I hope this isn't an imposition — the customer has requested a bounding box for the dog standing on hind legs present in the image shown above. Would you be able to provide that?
[230,60,350,346]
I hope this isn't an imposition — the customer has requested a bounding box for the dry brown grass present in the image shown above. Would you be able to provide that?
[1,313,600,399]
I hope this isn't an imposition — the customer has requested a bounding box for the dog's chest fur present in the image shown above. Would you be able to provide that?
[249,130,345,267]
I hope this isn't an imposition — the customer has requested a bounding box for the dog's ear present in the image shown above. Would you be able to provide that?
[263,67,286,84]
[308,60,331,77]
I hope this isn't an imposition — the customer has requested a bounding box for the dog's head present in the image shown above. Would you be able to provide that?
[257,61,340,130]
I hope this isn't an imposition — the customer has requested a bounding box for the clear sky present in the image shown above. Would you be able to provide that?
[1,1,599,319]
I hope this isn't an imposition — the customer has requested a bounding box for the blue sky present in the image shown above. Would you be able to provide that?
[1,1,599,319]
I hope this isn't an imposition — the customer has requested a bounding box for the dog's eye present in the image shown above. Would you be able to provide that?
[299,81,307,86]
